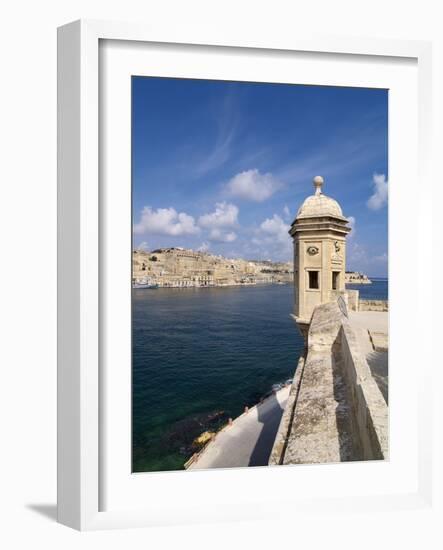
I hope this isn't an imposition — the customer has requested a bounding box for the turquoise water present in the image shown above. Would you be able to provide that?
[132,284,303,472]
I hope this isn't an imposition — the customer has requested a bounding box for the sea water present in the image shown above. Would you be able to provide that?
[132,284,302,472]
[346,278,388,300]
[132,279,388,472]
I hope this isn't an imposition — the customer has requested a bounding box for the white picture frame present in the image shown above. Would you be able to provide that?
[57,19,433,531]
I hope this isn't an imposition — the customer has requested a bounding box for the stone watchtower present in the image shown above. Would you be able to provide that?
[289,176,351,340]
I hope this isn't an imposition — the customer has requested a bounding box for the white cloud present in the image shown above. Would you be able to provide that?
[251,214,291,260]
[197,242,210,253]
[133,206,200,236]
[283,204,291,220]
[198,202,239,229]
[348,215,356,237]
[259,214,290,242]
[367,173,388,210]
[208,229,237,243]
[225,169,282,202]
[136,241,149,251]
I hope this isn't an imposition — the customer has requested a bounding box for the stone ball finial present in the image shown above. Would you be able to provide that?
[313,176,324,195]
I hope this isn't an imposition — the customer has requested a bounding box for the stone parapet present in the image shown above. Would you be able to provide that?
[270,300,388,465]
[339,320,388,460]
[359,299,388,312]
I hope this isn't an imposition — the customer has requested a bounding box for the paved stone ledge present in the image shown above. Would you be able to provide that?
[369,331,388,352]
[187,386,290,469]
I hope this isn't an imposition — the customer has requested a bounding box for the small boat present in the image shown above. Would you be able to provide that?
[133,278,158,289]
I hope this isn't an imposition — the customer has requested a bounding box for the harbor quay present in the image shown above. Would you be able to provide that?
[187,386,291,470]
[187,177,388,469]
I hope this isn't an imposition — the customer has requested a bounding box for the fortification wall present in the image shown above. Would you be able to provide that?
[339,320,388,459]
[268,356,305,465]
[269,301,388,465]
[359,299,388,312]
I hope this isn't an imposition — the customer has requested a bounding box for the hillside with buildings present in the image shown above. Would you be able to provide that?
[132,247,293,288]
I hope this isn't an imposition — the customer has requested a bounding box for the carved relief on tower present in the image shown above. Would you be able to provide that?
[304,242,322,267]
[307,245,319,256]
[331,240,343,266]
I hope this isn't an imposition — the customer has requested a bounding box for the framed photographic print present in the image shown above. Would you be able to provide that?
[57,20,433,530]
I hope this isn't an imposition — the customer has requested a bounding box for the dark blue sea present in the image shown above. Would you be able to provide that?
[346,278,388,300]
[132,284,303,472]
[132,278,388,472]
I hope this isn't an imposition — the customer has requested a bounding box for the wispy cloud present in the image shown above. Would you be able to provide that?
[347,241,368,266]
[274,119,387,194]
[347,240,388,266]
[195,89,238,176]
[374,252,388,262]
[195,130,234,176]
[367,173,388,210]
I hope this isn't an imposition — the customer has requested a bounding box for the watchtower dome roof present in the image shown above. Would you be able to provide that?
[296,176,345,219]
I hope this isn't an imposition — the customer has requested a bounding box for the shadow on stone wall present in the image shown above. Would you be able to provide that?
[248,393,284,467]
[332,333,363,462]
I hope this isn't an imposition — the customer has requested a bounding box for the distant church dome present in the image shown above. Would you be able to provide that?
[296,176,345,219]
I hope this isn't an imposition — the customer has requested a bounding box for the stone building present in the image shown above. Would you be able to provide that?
[289,176,351,339]
[132,247,293,287]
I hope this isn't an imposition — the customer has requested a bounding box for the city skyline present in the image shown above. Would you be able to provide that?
[132,77,388,277]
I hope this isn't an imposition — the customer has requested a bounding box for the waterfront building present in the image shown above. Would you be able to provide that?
[132,247,293,287]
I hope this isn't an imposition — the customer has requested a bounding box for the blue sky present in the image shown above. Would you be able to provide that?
[132,77,388,277]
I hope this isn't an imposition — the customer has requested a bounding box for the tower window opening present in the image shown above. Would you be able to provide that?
[308,270,319,289]
[332,271,340,290]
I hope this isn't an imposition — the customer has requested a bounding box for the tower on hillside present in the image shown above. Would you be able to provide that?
[289,176,351,340]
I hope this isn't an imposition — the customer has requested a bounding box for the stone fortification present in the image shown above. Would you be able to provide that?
[289,176,352,336]
[359,299,388,312]
[345,272,372,284]
[132,247,293,288]
[269,300,388,465]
